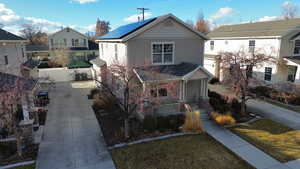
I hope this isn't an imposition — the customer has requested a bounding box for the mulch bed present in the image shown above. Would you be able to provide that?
[0,142,39,166]
[93,105,183,146]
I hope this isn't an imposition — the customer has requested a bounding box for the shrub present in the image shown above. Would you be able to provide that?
[209,97,230,114]
[92,93,115,110]
[143,115,157,132]
[208,90,223,100]
[157,116,170,131]
[90,88,101,99]
[209,77,220,84]
[0,141,16,159]
[169,114,185,130]
[288,96,300,106]
[210,112,236,126]
[250,86,277,98]
[230,98,242,118]
[37,62,50,69]
[182,111,203,133]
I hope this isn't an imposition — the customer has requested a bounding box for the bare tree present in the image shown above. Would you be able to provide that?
[51,47,70,67]
[282,1,298,19]
[95,18,111,37]
[195,12,210,34]
[0,75,34,157]
[219,49,276,117]
[95,61,179,138]
[19,24,48,45]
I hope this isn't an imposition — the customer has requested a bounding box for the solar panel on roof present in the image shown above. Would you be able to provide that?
[98,17,156,40]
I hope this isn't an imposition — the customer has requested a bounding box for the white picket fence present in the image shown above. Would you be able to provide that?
[38,67,92,82]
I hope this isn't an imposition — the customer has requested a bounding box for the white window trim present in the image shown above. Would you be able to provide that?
[151,42,175,65]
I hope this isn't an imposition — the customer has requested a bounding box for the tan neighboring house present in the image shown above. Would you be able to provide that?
[48,27,98,61]
[95,14,212,115]
[204,18,300,84]
[0,28,27,76]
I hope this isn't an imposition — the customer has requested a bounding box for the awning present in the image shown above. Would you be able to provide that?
[68,60,92,69]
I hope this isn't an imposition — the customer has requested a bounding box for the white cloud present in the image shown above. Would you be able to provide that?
[257,16,279,22]
[123,12,152,23]
[282,1,292,7]
[70,0,97,4]
[210,7,235,20]
[0,3,94,34]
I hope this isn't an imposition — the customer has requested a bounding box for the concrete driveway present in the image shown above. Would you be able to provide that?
[36,82,115,169]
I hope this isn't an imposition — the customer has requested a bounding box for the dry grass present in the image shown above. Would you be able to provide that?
[211,112,236,126]
[111,134,254,169]
[182,111,203,133]
[9,163,35,169]
[231,119,300,162]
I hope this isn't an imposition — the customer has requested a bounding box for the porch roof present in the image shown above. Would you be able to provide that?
[134,62,212,83]
[284,56,300,65]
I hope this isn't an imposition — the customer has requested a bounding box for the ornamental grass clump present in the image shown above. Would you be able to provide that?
[211,111,236,126]
[182,111,203,133]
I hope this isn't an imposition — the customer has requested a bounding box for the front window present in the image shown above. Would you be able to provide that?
[264,67,272,81]
[249,40,255,53]
[152,42,174,64]
[210,41,214,50]
[294,40,300,55]
[150,88,168,97]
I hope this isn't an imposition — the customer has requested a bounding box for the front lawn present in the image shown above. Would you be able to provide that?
[111,134,254,169]
[230,119,300,162]
[8,163,35,169]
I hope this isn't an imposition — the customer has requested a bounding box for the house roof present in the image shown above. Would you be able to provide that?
[23,59,40,69]
[0,72,37,93]
[26,45,49,52]
[134,62,200,82]
[90,57,106,67]
[88,40,99,50]
[98,17,156,40]
[97,14,209,41]
[0,28,26,41]
[208,18,300,39]
[284,56,300,65]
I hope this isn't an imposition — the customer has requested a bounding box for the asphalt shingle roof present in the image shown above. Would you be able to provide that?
[0,72,37,93]
[98,17,156,40]
[135,62,199,82]
[26,45,49,51]
[208,18,300,38]
[0,28,26,41]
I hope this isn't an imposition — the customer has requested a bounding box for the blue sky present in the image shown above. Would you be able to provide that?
[0,0,298,34]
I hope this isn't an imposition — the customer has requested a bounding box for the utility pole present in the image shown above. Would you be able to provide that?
[137,8,149,21]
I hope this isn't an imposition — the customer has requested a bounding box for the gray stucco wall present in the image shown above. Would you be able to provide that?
[127,38,204,67]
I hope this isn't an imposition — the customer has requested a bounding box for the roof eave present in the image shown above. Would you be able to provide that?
[0,40,28,43]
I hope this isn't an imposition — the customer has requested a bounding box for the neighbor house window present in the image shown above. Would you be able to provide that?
[249,40,255,53]
[72,39,75,46]
[210,41,214,50]
[21,48,24,58]
[4,55,8,65]
[50,39,54,46]
[83,39,87,46]
[64,39,67,46]
[152,42,174,64]
[264,67,272,81]
[150,88,168,97]
[294,40,300,55]
[114,44,118,60]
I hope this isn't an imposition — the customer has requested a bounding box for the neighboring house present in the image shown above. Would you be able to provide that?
[26,45,50,60]
[95,14,212,115]
[204,18,300,83]
[48,27,98,61]
[0,28,27,76]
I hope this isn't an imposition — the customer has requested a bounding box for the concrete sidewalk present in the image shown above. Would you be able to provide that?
[247,100,300,130]
[36,82,115,169]
[201,113,297,169]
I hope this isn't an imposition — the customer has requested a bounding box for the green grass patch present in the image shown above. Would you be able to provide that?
[111,134,254,169]
[231,119,300,162]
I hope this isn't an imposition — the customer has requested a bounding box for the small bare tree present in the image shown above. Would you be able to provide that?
[51,47,70,67]
[0,75,33,157]
[19,24,48,45]
[195,12,210,34]
[95,61,179,138]
[282,1,298,19]
[219,49,276,117]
